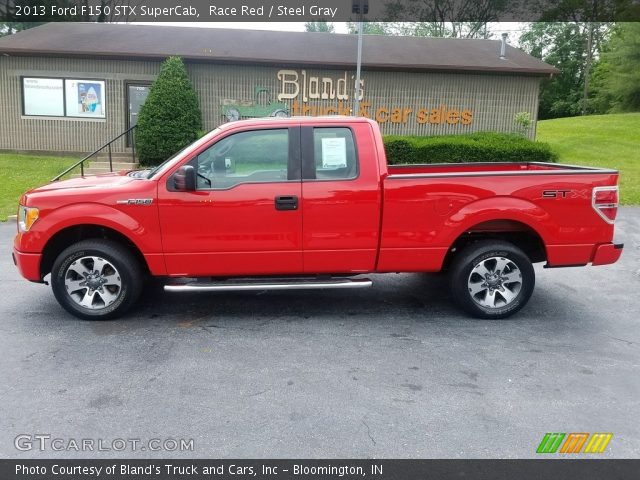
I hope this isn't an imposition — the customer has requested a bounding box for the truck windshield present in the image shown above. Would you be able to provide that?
[145,146,189,179]
[146,128,221,179]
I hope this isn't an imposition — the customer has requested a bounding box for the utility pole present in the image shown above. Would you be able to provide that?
[352,0,368,116]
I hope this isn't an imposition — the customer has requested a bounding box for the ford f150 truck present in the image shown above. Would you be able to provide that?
[13,117,623,320]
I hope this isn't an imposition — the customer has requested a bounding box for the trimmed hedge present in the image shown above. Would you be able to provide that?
[136,57,202,166]
[383,132,557,165]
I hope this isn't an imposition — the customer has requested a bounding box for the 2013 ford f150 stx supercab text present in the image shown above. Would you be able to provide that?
[13,117,623,320]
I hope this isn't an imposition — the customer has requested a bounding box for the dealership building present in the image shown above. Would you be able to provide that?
[0,23,557,154]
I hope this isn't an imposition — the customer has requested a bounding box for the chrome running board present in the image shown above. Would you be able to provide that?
[164,277,373,293]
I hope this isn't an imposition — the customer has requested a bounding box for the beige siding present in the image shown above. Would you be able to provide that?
[0,56,159,153]
[0,56,541,153]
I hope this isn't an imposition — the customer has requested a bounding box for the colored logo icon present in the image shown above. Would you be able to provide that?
[537,433,612,454]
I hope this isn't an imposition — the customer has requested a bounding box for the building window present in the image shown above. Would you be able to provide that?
[21,77,106,118]
[22,78,64,116]
[64,80,106,118]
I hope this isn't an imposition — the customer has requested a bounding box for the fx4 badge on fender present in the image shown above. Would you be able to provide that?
[116,198,154,206]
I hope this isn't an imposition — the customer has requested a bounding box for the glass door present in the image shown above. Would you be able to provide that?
[126,83,151,146]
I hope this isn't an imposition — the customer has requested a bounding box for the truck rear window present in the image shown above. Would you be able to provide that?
[312,128,358,180]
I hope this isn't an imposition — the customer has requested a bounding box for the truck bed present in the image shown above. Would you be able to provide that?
[378,161,619,273]
[387,161,617,177]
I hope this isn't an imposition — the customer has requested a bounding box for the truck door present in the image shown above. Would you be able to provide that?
[300,124,382,273]
[158,126,303,276]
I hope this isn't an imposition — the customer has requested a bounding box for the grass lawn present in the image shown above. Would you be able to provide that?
[0,153,79,221]
[537,113,640,205]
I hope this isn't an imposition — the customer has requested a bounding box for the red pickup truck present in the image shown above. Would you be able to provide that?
[13,117,623,320]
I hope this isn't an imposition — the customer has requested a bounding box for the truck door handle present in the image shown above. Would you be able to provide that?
[275,195,298,211]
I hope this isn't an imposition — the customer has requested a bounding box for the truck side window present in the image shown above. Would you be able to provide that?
[312,128,358,180]
[195,129,289,189]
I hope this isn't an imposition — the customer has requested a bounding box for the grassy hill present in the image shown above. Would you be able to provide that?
[537,113,640,204]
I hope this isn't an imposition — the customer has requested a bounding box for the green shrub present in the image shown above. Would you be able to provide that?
[513,112,533,136]
[136,57,202,166]
[383,132,557,165]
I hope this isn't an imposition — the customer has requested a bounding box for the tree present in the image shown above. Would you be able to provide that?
[381,0,510,39]
[305,21,334,33]
[390,22,493,38]
[346,21,492,38]
[591,23,640,112]
[135,57,202,166]
[535,0,622,114]
[399,22,492,39]
[347,22,391,35]
[519,22,611,119]
[0,22,42,37]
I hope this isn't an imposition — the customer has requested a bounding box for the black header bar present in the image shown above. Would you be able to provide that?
[1,0,639,23]
[1,459,640,480]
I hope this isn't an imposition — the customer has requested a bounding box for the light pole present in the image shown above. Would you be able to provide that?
[352,0,368,117]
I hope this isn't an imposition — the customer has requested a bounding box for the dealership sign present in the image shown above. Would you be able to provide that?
[276,69,474,126]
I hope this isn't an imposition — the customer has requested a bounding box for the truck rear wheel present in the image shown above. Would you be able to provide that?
[449,240,535,319]
[51,239,143,320]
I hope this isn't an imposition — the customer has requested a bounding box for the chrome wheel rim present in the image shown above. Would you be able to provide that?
[467,256,523,309]
[64,256,122,310]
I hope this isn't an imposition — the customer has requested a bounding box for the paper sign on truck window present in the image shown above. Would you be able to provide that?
[321,137,347,168]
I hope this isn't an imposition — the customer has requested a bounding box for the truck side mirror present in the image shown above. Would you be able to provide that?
[174,165,196,191]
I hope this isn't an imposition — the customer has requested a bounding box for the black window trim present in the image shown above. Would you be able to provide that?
[301,125,360,182]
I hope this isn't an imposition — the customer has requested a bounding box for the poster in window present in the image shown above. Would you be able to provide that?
[23,78,64,116]
[65,79,106,118]
[321,137,347,168]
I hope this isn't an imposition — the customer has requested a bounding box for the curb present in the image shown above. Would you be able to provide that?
[7,215,17,221]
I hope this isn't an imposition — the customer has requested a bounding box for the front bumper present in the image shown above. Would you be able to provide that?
[12,248,43,282]
[592,242,624,266]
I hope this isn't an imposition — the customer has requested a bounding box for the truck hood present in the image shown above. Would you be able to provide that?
[28,172,139,193]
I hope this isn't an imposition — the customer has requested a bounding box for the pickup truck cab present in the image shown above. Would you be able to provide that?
[13,117,623,320]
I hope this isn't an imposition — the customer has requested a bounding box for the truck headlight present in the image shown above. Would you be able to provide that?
[18,205,39,232]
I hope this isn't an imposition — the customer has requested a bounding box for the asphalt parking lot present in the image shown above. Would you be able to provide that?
[1,208,639,459]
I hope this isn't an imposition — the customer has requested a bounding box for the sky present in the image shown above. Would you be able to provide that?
[136,22,347,32]
[137,22,527,45]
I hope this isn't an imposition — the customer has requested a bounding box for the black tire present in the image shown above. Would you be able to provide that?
[449,240,535,319]
[51,239,143,320]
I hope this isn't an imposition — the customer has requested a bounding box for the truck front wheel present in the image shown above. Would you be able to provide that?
[449,240,535,319]
[51,239,143,320]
